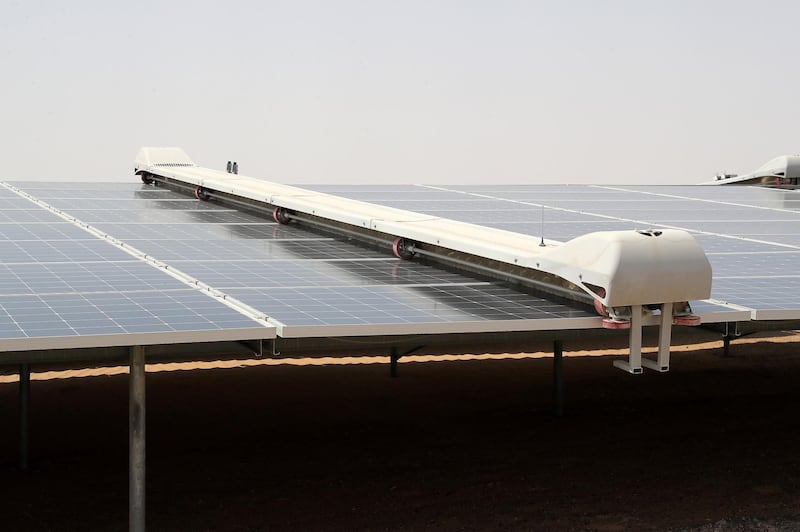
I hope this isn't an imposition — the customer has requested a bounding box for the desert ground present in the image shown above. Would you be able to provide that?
[1,330,800,531]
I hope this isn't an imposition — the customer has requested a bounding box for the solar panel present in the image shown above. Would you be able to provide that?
[0,240,133,263]
[0,261,196,294]
[170,259,483,289]
[300,183,800,320]
[0,183,273,352]
[0,290,261,343]
[89,222,282,242]
[0,223,95,241]
[43,198,235,211]
[0,209,69,223]
[224,284,600,337]
[100,238,362,262]
[8,182,621,338]
[46,208,263,224]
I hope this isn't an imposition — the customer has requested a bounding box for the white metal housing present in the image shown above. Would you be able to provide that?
[134,147,711,308]
[701,154,800,185]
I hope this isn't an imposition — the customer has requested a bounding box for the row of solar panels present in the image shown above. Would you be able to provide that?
[0,180,794,355]
[304,184,800,320]
[0,181,593,353]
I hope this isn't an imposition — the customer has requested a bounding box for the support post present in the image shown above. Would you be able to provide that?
[390,347,399,378]
[643,302,672,372]
[129,346,146,532]
[722,322,734,357]
[19,363,30,471]
[722,322,740,357]
[614,305,643,374]
[553,340,564,417]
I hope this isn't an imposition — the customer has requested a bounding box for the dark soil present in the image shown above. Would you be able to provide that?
[2,336,800,531]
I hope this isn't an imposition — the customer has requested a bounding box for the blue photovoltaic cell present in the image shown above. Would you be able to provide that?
[0,290,262,339]
[0,240,134,263]
[91,222,280,241]
[170,259,486,290]
[46,198,235,211]
[706,252,800,278]
[691,235,786,254]
[225,284,596,328]
[0,198,53,209]
[733,234,800,246]
[7,182,181,199]
[480,221,637,241]
[0,183,270,348]
[709,278,800,311]
[57,208,266,224]
[0,210,76,223]
[0,261,188,295]
[0,223,95,241]
[110,238,365,261]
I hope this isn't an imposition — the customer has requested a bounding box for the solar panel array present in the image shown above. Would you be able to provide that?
[7,182,609,341]
[1,179,781,355]
[304,184,800,320]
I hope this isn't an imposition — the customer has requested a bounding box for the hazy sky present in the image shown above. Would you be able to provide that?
[1,1,797,184]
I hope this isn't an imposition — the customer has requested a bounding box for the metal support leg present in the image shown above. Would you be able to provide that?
[19,363,30,470]
[388,346,423,378]
[129,346,146,532]
[722,322,741,358]
[390,347,399,378]
[722,322,734,357]
[643,302,672,373]
[614,305,643,374]
[553,340,564,417]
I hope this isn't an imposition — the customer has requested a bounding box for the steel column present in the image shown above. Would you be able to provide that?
[722,322,742,357]
[390,347,399,378]
[129,346,146,532]
[553,340,564,417]
[18,363,30,470]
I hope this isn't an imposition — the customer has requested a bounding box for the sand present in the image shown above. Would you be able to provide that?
[1,332,800,531]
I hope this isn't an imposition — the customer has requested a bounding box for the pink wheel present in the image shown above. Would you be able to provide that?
[273,207,291,225]
[602,318,631,330]
[195,186,210,201]
[392,238,415,259]
[673,315,701,326]
[593,299,609,317]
